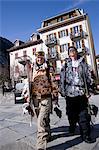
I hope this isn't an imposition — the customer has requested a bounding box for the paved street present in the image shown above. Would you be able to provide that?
[0,90,99,150]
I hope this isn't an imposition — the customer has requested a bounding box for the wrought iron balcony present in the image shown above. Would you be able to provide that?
[70,31,88,41]
[18,55,32,66]
[45,37,59,47]
[48,52,59,60]
[59,51,68,60]
[48,53,56,59]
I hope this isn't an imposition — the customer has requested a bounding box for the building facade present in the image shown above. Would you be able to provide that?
[8,8,98,84]
[7,35,44,86]
[38,8,97,79]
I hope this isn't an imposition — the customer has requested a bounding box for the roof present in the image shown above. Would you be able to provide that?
[42,8,85,22]
[38,14,86,33]
[7,39,43,52]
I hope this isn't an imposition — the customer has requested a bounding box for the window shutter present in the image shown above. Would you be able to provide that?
[66,29,68,36]
[54,33,56,38]
[60,45,62,53]
[70,28,73,34]
[58,32,60,38]
[79,25,82,32]
[82,39,85,48]
[68,43,70,48]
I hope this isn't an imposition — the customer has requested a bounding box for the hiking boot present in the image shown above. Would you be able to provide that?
[83,136,94,143]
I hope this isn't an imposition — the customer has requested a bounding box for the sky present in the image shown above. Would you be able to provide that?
[0,0,99,54]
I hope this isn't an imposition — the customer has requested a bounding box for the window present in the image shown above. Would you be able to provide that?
[15,53,18,59]
[57,17,63,22]
[47,33,55,40]
[23,51,27,57]
[75,40,81,49]
[58,30,66,38]
[33,48,36,55]
[48,22,51,26]
[60,43,68,53]
[73,26,79,34]
[50,47,57,58]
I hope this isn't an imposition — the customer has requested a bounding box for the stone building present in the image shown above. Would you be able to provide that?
[0,37,14,84]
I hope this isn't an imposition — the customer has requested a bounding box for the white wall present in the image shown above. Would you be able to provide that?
[9,43,44,83]
[40,19,92,67]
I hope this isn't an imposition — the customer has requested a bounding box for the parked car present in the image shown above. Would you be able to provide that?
[14,82,25,104]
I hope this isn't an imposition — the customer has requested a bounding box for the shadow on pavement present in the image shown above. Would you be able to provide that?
[91,124,99,139]
[47,136,82,150]
[47,124,99,150]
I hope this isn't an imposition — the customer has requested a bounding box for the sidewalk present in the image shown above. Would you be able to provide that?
[0,92,99,150]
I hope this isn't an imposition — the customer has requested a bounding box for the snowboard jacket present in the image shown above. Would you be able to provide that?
[60,56,93,97]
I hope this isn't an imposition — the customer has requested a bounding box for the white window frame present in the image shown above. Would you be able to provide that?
[60,30,66,38]
[73,26,79,34]
[75,40,81,49]
[60,44,68,53]
[50,47,56,58]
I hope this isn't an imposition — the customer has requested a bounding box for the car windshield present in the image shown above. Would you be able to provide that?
[15,83,25,91]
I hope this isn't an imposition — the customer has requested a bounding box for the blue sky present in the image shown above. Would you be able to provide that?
[0,0,99,54]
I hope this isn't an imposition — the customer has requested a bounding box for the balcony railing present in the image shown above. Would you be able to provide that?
[45,37,59,47]
[70,31,88,41]
[18,55,32,66]
[48,53,57,59]
[59,52,68,60]
[48,51,60,60]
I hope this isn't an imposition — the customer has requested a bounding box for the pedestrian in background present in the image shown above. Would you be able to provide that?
[2,82,5,96]
[60,46,95,143]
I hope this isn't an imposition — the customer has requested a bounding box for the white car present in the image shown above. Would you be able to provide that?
[14,82,25,104]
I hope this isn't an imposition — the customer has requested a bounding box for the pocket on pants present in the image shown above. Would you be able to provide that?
[41,99,48,106]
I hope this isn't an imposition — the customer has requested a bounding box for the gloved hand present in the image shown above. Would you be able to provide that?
[54,106,62,118]
[22,103,34,117]
[26,104,34,117]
